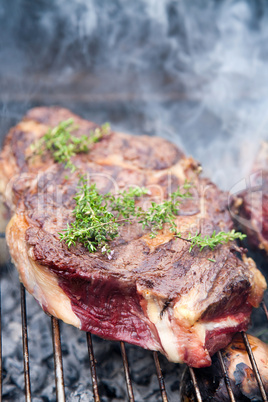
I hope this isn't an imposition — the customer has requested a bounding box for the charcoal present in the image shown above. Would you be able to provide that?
[70,336,88,363]
[67,384,94,402]
[62,360,80,388]
[25,361,47,393]
[5,356,24,391]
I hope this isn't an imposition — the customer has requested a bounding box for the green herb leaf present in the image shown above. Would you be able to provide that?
[59,183,148,254]
[59,183,119,254]
[59,181,191,254]
[59,179,246,256]
[182,230,247,253]
[31,120,110,172]
[137,179,192,237]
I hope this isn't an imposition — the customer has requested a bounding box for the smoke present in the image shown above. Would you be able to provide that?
[1,0,268,190]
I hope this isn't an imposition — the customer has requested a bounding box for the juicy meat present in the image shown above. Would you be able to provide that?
[232,142,268,254]
[0,107,266,368]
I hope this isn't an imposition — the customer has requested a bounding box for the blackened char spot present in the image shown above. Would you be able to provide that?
[172,258,192,278]
[143,279,154,289]
[160,299,171,318]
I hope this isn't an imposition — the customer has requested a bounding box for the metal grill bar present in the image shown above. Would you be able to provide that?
[20,284,31,402]
[0,282,2,401]
[217,351,236,402]
[86,332,100,402]
[262,301,268,320]
[51,317,65,402]
[120,341,135,401]
[189,367,202,402]
[241,331,268,401]
[153,351,168,402]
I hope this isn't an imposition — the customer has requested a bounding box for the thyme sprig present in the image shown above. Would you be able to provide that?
[60,183,120,253]
[138,182,192,237]
[59,180,246,255]
[185,230,247,252]
[31,119,110,172]
[59,182,149,253]
[59,180,191,253]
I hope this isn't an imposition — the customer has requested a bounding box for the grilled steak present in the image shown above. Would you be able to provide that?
[0,107,266,368]
[232,142,268,254]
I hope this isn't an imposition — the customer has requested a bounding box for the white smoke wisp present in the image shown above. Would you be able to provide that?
[137,1,268,190]
[1,0,268,191]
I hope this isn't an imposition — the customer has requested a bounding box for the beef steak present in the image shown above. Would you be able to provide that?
[0,107,266,368]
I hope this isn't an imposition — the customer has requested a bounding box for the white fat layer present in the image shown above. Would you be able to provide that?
[146,296,182,363]
[29,257,81,328]
[202,316,242,333]
[144,292,247,363]
[194,316,244,345]
[174,287,203,325]
[6,215,81,329]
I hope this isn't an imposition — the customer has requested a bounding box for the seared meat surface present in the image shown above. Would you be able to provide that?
[0,107,266,368]
[232,142,268,254]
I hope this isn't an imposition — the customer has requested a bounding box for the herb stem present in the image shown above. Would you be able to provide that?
[59,181,192,254]
[31,120,110,172]
[59,177,246,256]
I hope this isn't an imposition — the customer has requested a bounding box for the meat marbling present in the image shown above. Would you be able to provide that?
[0,107,266,368]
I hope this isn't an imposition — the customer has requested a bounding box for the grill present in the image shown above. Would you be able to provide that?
[188,325,268,402]
[8,284,170,402]
[1,281,170,401]
[0,240,267,401]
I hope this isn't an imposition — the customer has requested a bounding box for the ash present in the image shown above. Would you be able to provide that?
[1,258,184,401]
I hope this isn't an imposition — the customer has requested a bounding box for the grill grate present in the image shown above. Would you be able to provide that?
[13,283,172,401]
[1,271,268,400]
[0,285,2,401]
[189,310,268,402]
